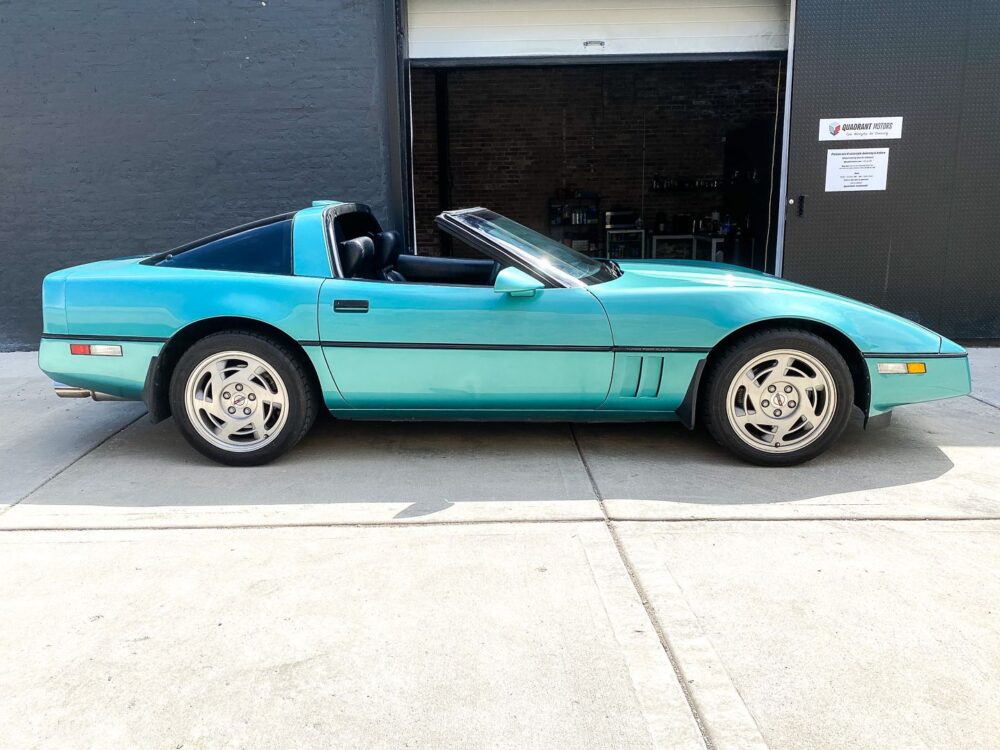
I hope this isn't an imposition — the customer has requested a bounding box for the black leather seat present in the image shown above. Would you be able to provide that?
[395,254,498,285]
[340,236,376,279]
[374,230,406,281]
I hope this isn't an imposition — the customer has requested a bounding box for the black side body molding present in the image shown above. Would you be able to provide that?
[41,333,169,343]
[861,351,967,359]
[298,340,711,353]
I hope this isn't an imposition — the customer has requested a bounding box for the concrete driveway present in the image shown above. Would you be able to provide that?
[1,349,998,749]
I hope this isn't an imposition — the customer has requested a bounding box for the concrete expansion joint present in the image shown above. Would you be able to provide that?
[0,411,148,519]
[610,515,1000,523]
[569,424,722,750]
[4,517,999,534]
[967,393,1000,411]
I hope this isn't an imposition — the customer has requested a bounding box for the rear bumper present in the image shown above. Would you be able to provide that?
[38,337,163,401]
[866,354,971,416]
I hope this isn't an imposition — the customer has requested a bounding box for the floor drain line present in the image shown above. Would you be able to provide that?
[569,425,716,750]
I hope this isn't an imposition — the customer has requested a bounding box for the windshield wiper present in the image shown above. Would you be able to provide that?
[606,259,623,278]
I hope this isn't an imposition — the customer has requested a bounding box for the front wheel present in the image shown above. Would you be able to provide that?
[700,329,854,466]
[169,331,319,466]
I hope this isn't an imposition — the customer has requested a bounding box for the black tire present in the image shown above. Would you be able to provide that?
[700,328,854,466]
[169,331,319,466]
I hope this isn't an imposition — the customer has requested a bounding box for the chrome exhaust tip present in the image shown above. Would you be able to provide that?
[53,383,126,402]
[53,384,91,398]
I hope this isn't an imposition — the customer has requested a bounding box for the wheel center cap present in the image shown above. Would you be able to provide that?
[764,381,800,418]
[221,385,257,419]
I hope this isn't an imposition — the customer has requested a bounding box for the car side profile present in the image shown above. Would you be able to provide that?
[39,200,971,466]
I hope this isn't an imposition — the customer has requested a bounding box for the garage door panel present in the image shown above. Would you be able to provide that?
[413,0,777,11]
[409,0,790,59]
[410,7,788,29]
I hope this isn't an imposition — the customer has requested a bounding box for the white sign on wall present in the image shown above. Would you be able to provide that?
[819,117,903,141]
[825,149,890,192]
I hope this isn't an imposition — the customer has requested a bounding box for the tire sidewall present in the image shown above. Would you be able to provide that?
[704,331,855,466]
[169,332,314,466]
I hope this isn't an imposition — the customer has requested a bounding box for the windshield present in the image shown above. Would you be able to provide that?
[447,209,618,286]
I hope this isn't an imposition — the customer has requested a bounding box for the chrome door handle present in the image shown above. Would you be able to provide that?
[333,299,369,313]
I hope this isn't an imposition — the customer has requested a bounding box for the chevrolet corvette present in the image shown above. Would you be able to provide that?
[39,201,971,466]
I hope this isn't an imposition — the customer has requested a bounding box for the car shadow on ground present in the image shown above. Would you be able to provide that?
[571,414,956,507]
[17,394,999,512]
[573,395,999,507]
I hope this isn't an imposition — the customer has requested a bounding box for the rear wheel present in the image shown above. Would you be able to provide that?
[169,331,318,466]
[701,329,854,466]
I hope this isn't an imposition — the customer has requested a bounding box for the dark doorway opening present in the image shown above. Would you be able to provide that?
[410,59,786,272]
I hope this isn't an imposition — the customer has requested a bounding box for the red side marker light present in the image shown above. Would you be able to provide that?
[69,344,122,356]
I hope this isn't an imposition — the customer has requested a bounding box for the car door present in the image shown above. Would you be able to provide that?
[317,279,613,411]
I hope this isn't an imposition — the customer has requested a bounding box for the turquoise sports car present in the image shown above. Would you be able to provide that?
[39,201,971,466]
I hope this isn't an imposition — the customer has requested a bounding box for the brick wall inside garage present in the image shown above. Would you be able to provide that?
[0,0,394,349]
[411,60,785,256]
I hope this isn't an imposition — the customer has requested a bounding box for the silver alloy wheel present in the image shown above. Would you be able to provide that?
[724,348,838,454]
[184,350,289,453]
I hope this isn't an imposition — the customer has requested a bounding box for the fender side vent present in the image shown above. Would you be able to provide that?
[617,355,664,398]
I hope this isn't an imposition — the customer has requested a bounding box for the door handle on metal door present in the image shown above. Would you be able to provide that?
[333,299,369,313]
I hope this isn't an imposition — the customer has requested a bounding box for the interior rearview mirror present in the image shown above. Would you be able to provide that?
[493,267,544,297]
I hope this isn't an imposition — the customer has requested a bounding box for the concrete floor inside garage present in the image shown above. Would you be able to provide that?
[1,349,998,748]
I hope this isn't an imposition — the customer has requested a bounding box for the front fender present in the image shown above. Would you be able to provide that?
[592,270,944,355]
[592,265,969,421]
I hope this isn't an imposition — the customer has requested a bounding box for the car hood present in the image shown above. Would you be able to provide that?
[604,259,835,296]
[587,259,949,354]
[598,258,918,312]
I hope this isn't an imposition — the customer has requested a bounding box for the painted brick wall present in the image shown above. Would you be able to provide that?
[411,61,784,256]
[0,0,392,349]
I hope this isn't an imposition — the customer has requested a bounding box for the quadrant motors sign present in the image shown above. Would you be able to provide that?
[819,117,902,141]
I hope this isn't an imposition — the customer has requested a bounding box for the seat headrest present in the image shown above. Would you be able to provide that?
[340,236,376,279]
[374,230,404,269]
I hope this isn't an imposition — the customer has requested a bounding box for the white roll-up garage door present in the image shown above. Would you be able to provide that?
[408,0,790,60]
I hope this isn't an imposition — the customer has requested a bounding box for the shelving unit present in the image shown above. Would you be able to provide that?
[548,192,601,254]
[648,176,724,193]
[606,228,645,259]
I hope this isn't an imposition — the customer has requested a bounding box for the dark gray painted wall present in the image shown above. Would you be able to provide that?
[783,0,1000,339]
[0,0,395,349]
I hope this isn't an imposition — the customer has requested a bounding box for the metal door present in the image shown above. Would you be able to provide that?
[780,0,1000,337]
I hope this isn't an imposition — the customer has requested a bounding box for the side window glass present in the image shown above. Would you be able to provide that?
[158,219,293,275]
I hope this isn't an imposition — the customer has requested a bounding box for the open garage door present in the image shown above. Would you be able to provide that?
[408,0,790,60]
[405,1,791,276]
